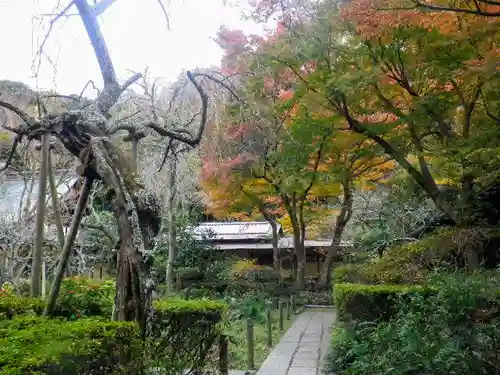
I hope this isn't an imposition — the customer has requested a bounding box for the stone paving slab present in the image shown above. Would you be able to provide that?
[255,309,336,375]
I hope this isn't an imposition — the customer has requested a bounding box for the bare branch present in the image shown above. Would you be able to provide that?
[79,80,100,99]
[121,72,143,92]
[32,1,76,77]
[412,0,500,15]
[193,72,241,101]
[147,71,208,147]
[36,93,48,116]
[0,134,22,173]
[43,94,81,102]
[0,99,38,127]
[156,0,171,30]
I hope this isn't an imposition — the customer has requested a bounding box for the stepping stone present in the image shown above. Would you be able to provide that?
[288,368,318,375]
[291,358,319,368]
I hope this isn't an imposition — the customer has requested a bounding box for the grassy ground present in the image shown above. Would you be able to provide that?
[226,310,295,370]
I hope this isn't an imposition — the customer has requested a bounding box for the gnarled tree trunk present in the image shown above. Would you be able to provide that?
[0,0,206,337]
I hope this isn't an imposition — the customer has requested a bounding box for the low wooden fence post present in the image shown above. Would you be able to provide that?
[247,318,255,370]
[279,299,284,331]
[219,334,229,375]
[266,301,273,347]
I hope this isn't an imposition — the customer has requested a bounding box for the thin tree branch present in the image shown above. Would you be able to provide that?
[412,0,500,15]
[147,71,208,148]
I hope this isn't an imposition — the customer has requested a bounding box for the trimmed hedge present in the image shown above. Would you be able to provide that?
[1,296,228,374]
[334,283,435,322]
[150,298,228,374]
[153,297,227,317]
[0,316,142,375]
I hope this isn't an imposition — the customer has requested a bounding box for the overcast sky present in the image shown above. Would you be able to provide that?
[0,0,266,97]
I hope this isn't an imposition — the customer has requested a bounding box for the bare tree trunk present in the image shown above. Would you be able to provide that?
[290,220,306,290]
[32,133,50,297]
[270,219,280,273]
[47,151,65,249]
[317,179,353,288]
[44,177,93,316]
[282,194,306,289]
[23,164,36,220]
[165,157,177,291]
[15,251,31,282]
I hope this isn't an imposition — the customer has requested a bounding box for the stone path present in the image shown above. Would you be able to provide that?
[255,309,336,375]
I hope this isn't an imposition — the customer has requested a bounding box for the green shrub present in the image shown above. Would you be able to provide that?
[229,260,280,283]
[335,228,496,285]
[175,266,205,281]
[12,279,31,296]
[0,296,45,320]
[334,283,434,322]
[325,274,500,375]
[227,294,267,322]
[0,316,143,375]
[149,298,227,374]
[356,227,496,284]
[333,264,367,284]
[1,278,114,320]
[246,266,280,282]
[54,277,115,318]
[295,290,332,306]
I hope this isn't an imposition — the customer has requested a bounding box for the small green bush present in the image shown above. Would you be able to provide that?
[333,264,367,284]
[246,266,280,282]
[54,277,115,318]
[0,296,45,320]
[1,278,115,321]
[0,316,143,375]
[334,283,434,322]
[295,290,332,306]
[12,279,31,296]
[175,267,205,281]
[227,294,267,322]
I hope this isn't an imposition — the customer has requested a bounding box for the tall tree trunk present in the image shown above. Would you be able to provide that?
[32,133,50,297]
[165,157,177,291]
[282,194,306,289]
[44,177,93,316]
[290,219,306,289]
[270,219,280,273]
[47,151,66,250]
[93,139,160,337]
[317,178,353,288]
